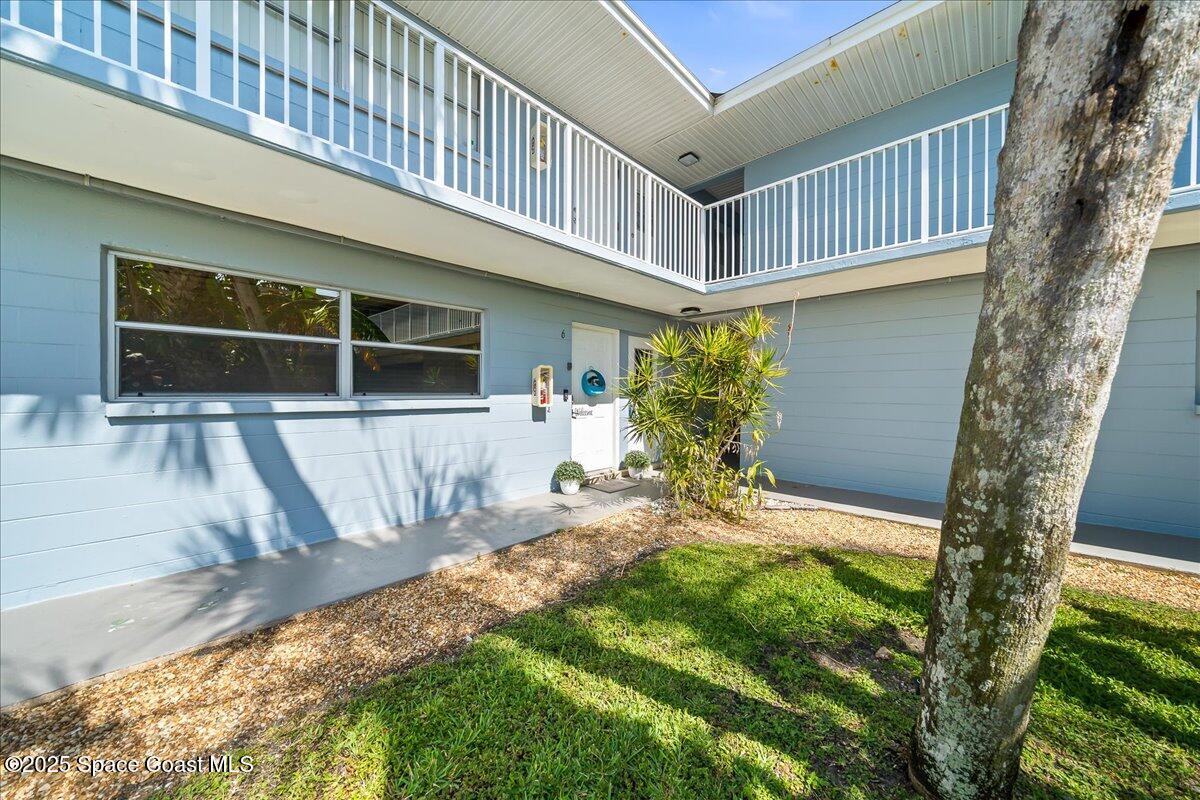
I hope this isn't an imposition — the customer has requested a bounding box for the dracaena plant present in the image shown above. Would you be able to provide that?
[621,307,788,517]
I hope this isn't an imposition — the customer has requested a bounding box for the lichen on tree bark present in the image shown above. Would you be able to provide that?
[909,2,1200,799]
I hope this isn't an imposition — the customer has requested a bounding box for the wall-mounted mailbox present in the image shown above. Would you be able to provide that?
[532,365,553,409]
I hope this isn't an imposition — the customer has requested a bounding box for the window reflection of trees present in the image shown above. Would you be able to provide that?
[113,259,484,396]
[116,259,340,395]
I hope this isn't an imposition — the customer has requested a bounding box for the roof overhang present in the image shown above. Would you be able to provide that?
[596,0,712,110]
[395,0,1024,191]
[712,1,943,114]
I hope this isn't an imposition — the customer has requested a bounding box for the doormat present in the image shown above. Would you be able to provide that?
[589,478,639,493]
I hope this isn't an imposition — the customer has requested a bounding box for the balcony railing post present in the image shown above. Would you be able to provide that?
[919,131,930,242]
[790,176,800,267]
[1191,102,1198,188]
[163,0,172,84]
[195,0,211,97]
[562,124,574,232]
[644,174,654,264]
[433,41,446,185]
[282,0,289,127]
[130,0,138,71]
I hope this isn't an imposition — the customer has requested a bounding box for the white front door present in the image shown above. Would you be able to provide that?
[571,324,619,472]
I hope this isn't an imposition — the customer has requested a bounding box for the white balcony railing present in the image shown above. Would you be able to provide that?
[1,0,706,280]
[3,1,1198,287]
[706,100,1199,282]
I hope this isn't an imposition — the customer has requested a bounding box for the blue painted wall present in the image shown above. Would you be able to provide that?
[716,65,1018,278]
[0,167,666,608]
[744,64,1018,193]
[742,61,1197,218]
[758,246,1200,538]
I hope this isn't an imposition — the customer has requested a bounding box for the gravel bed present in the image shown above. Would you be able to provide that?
[1,507,1196,800]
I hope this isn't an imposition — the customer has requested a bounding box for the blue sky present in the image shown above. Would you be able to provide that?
[627,1,894,93]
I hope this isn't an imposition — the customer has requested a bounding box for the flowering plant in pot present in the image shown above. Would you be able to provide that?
[553,460,586,495]
[623,450,650,479]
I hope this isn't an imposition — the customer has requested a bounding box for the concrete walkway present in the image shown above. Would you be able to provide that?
[0,484,656,707]
[766,480,1199,574]
[4,478,1195,708]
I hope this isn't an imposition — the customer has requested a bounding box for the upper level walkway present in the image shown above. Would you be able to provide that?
[2,0,1198,314]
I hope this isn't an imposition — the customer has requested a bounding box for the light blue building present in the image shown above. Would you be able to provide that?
[0,1,1196,648]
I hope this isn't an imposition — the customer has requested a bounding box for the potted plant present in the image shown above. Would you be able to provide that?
[554,460,586,495]
[623,450,650,479]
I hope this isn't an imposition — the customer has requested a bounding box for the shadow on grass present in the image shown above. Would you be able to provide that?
[500,605,915,796]
[807,550,934,619]
[248,546,933,799]
[162,544,1199,800]
[816,550,1200,794]
[1035,611,1200,750]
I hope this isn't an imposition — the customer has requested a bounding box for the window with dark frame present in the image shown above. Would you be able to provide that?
[111,256,483,398]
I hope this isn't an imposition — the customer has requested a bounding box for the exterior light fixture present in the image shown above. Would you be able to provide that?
[677,152,700,167]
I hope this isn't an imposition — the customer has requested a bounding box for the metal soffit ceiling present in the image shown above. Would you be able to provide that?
[395,0,1024,192]
[394,0,712,164]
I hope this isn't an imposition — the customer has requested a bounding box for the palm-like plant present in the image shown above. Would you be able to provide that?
[622,307,788,516]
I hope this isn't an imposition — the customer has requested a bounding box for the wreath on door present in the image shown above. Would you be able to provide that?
[580,368,606,396]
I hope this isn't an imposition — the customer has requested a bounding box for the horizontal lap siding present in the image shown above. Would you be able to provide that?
[760,246,1200,537]
[0,168,665,607]
[743,65,1017,193]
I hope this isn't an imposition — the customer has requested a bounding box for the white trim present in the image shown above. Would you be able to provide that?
[105,250,118,401]
[626,335,652,363]
[345,287,486,396]
[350,340,481,355]
[104,397,491,418]
[570,321,622,335]
[338,288,352,398]
[349,287,484,317]
[599,1,712,110]
[113,319,340,345]
[623,334,654,458]
[105,250,487,401]
[108,249,344,293]
[714,1,942,114]
[433,40,446,184]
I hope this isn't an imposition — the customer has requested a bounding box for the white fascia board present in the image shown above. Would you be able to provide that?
[599,0,715,111]
[714,0,942,115]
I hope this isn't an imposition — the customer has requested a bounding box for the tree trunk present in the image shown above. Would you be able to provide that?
[910,3,1200,799]
[230,276,289,388]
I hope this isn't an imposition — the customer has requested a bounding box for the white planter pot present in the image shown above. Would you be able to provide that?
[628,467,646,480]
[559,479,581,495]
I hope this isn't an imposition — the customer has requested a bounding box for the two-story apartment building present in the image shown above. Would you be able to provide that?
[1,0,1197,619]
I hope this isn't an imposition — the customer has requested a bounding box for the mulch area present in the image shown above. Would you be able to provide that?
[1,507,1196,800]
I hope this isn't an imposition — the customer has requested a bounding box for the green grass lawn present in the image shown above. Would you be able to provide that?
[165,545,1199,799]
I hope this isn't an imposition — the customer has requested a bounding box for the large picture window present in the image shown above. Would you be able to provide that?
[109,255,484,399]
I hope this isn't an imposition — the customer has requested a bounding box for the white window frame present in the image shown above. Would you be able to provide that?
[347,289,484,397]
[105,250,485,401]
